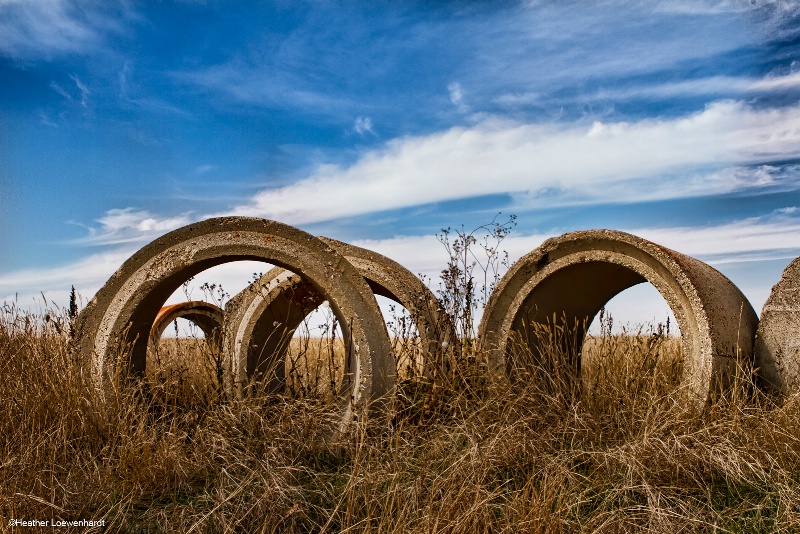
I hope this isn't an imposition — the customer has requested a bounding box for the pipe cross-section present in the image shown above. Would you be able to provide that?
[224,237,457,394]
[479,229,758,404]
[150,301,224,351]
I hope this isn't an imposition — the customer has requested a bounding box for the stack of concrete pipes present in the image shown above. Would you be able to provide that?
[71,217,800,423]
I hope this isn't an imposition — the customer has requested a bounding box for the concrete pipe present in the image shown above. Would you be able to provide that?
[754,257,800,396]
[224,268,321,394]
[224,237,456,394]
[150,301,224,351]
[71,217,396,420]
[478,229,758,403]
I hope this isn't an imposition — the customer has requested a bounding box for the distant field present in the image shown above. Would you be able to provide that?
[2,307,799,532]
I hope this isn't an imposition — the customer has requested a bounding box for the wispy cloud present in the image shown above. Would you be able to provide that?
[73,208,194,246]
[448,82,468,113]
[165,2,781,127]
[509,164,800,213]
[49,81,73,102]
[49,74,91,108]
[38,111,58,127]
[171,59,353,115]
[514,71,800,105]
[70,74,90,107]
[0,0,130,60]
[651,0,798,15]
[221,100,800,224]
[115,62,194,118]
[193,164,217,175]
[494,92,540,106]
[450,1,769,111]
[354,116,375,136]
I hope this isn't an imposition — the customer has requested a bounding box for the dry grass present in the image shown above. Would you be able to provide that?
[2,302,800,532]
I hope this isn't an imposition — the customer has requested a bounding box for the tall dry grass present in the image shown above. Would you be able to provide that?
[2,301,800,533]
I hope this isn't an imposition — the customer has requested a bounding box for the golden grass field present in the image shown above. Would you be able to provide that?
[2,304,800,532]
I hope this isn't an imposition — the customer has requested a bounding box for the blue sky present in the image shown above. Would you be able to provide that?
[2,0,800,327]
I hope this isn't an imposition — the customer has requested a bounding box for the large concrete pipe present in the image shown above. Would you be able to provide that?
[224,268,320,394]
[478,229,758,403]
[754,257,800,396]
[224,237,456,394]
[71,217,396,421]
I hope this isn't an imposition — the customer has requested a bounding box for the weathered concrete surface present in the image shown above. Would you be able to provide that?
[478,229,758,403]
[71,217,396,420]
[224,268,321,394]
[150,301,224,352]
[754,257,800,395]
[321,236,458,376]
[224,236,456,394]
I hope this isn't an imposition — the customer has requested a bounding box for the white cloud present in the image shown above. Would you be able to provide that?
[352,210,800,289]
[631,213,800,263]
[0,248,137,310]
[751,70,800,91]
[351,211,800,326]
[74,208,194,246]
[222,100,800,224]
[5,210,800,320]
[0,248,269,314]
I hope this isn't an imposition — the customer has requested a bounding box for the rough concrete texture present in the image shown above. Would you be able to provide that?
[319,236,457,363]
[71,217,396,420]
[754,257,800,395]
[478,229,758,404]
[224,236,457,394]
[223,267,321,394]
[150,301,224,352]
